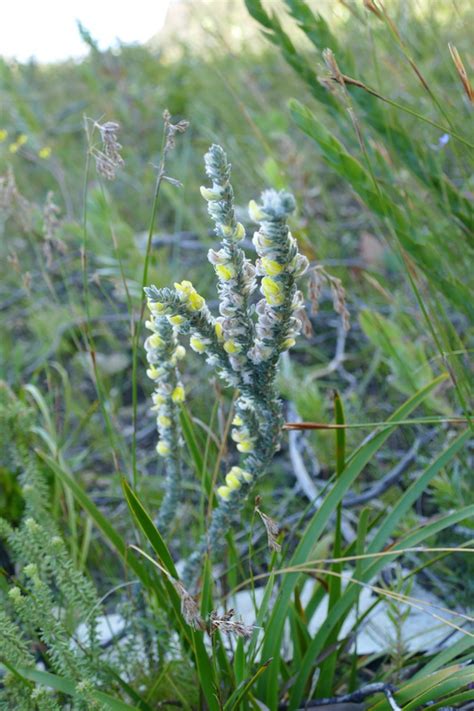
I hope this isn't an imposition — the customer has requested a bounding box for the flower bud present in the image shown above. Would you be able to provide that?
[248,199,266,222]
[168,314,185,326]
[200,185,223,201]
[157,441,170,456]
[171,385,185,403]
[225,472,242,490]
[261,257,284,276]
[215,263,236,281]
[261,276,285,306]
[217,485,232,500]
[190,335,207,353]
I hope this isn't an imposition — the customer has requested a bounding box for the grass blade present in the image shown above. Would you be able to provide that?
[259,375,447,707]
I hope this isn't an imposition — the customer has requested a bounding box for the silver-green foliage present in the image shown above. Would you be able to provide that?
[144,144,309,585]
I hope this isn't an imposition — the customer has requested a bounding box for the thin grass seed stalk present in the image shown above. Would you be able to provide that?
[145,144,309,587]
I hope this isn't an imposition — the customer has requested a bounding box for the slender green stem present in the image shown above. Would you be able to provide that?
[344,78,473,148]
[284,415,468,430]
[81,130,123,472]
[316,391,345,697]
[131,122,169,486]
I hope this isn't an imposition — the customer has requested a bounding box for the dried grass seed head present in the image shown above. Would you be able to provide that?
[163,108,190,152]
[92,119,124,180]
[256,506,282,553]
[209,609,254,639]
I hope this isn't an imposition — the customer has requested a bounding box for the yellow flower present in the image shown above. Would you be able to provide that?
[0,129,7,142]
[261,257,283,276]
[174,280,205,310]
[237,440,254,453]
[173,345,186,360]
[282,337,296,349]
[188,290,205,311]
[224,339,241,354]
[222,222,245,240]
[215,263,236,281]
[174,280,194,295]
[225,472,242,490]
[9,142,19,154]
[221,224,233,237]
[168,315,185,326]
[233,222,245,241]
[248,199,265,222]
[253,231,272,249]
[152,393,166,407]
[190,335,206,353]
[215,320,223,340]
[145,320,155,331]
[261,276,284,306]
[156,441,170,456]
[17,134,28,146]
[38,146,52,159]
[148,333,164,348]
[158,414,171,428]
[217,485,232,500]
[229,466,252,483]
[232,414,243,427]
[148,300,166,315]
[146,366,161,380]
[172,385,185,403]
[200,185,223,201]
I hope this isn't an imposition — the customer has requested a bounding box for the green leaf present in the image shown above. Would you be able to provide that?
[38,451,149,585]
[316,391,345,696]
[368,665,474,710]
[259,375,447,707]
[180,406,205,480]
[289,505,474,709]
[368,427,470,554]
[223,659,272,711]
[122,478,178,578]
[413,633,474,678]
[402,668,474,711]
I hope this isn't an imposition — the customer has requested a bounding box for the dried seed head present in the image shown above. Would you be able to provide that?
[172,579,205,630]
[308,267,324,316]
[256,507,282,553]
[322,48,344,85]
[309,266,350,331]
[449,43,474,103]
[363,0,384,20]
[93,120,124,180]
[0,167,33,230]
[42,191,66,266]
[163,108,190,152]
[0,166,16,212]
[209,609,254,638]
[330,277,350,332]
[297,307,314,338]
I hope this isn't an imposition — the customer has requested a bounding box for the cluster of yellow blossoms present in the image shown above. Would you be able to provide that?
[0,129,51,158]
[248,192,309,364]
[216,466,253,501]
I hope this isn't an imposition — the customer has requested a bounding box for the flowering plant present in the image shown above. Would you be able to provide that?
[145,144,309,585]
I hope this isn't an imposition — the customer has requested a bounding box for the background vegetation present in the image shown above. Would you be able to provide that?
[0,0,472,708]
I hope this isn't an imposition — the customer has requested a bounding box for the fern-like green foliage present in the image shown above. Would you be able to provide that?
[0,385,107,709]
[0,383,200,707]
